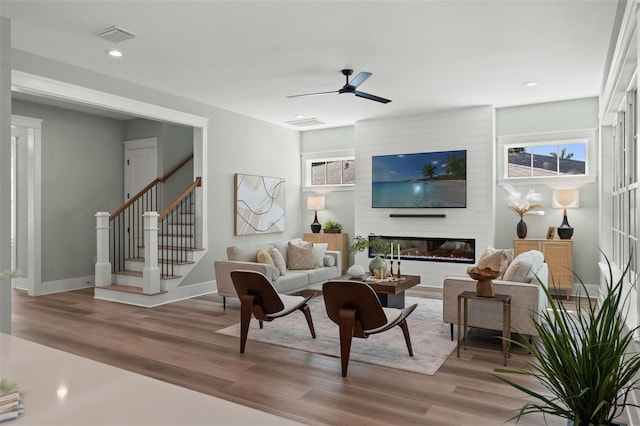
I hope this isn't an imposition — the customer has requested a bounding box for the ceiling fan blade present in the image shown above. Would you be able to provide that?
[349,71,372,88]
[355,91,391,104]
[287,90,337,99]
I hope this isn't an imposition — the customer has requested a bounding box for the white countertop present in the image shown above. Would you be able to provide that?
[0,333,300,425]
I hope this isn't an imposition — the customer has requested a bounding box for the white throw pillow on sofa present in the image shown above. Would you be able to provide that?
[269,246,288,276]
[312,243,328,268]
[503,250,544,283]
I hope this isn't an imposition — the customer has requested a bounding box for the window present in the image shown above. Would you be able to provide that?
[507,142,587,178]
[498,129,597,185]
[311,159,355,185]
[611,91,638,281]
[302,150,355,190]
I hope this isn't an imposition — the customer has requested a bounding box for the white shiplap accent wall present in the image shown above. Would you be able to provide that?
[354,106,495,287]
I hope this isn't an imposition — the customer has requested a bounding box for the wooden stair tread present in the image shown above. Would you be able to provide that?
[128,258,195,265]
[115,270,182,280]
[157,245,204,251]
[137,245,203,251]
[98,284,167,296]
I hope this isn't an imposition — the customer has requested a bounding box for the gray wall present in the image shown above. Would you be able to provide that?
[495,97,600,285]
[124,118,194,207]
[300,126,356,264]
[11,99,125,283]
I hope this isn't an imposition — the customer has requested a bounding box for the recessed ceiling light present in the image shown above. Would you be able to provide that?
[523,81,539,87]
[105,49,123,58]
[295,114,305,119]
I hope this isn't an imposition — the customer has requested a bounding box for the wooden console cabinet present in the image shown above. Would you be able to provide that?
[513,239,573,300]
[304,233,349,274]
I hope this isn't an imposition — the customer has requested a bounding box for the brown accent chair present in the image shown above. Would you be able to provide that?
[322,280,417,377]
[230,270,316,353]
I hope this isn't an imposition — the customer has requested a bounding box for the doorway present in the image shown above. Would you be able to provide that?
[10,115,42,296]
[123,138,159,202]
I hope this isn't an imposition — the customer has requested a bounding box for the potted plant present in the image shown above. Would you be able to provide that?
[495,254,640,426]
[323,220,342,234]
[350,235,394,274]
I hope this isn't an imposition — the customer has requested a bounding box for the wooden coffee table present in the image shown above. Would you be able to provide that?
[359,275,421,308]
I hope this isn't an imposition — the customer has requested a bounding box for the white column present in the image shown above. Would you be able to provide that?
[95,212,112,287]
[143,212,160,294]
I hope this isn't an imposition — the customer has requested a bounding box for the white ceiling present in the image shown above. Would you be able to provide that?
[2,1,619,130]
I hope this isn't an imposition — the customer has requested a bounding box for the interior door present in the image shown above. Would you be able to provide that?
[123,138,159,202]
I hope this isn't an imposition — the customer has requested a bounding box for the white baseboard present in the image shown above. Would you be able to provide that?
[40,275,94,295]
[94,280,216,308]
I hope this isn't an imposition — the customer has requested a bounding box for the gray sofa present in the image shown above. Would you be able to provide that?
[214,238,341,308]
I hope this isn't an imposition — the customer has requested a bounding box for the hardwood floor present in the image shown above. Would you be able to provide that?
[9,288,625,425]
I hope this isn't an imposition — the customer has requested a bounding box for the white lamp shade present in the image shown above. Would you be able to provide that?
[552,189,579,208]
[307,196,325,210]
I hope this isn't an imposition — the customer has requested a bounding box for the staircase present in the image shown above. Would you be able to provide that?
[94,156,210,307]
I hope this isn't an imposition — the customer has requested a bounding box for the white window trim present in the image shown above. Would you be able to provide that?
[301,149,355,192]
[497,128,598,186]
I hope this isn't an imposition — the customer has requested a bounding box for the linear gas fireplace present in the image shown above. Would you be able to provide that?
[368,235,475,264]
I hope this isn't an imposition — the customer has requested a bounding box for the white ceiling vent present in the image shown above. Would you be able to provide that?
[95,26,138,43]
[286,118,326,127]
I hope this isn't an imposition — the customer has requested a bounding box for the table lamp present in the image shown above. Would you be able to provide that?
[552,189,579,239]
[307,196,325,233]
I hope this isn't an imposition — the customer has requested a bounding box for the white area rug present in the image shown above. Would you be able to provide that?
[217,296,456,376]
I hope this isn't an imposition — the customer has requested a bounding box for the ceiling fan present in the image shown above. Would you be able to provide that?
[288,69,391,104]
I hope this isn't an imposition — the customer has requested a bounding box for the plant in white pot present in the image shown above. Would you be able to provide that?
[495,254,640,426]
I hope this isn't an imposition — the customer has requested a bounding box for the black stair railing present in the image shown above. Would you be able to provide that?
[109,154,194,274]
[157,177,202,278]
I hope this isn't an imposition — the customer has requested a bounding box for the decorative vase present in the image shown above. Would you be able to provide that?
[557,209,574,240]
[516,218,527,239]
[467,267,501,298]
[368,254,387,275]
[347,264,365,278]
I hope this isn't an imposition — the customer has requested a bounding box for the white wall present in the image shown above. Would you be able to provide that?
[495,97,600,286]
[354,106,495,287]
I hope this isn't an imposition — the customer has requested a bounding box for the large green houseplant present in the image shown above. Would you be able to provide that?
[495,254,640,425]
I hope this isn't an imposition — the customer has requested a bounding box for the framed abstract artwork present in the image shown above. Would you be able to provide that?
[234,173,286,235]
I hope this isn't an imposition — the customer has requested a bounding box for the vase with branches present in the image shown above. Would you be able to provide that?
[503,184,545,238]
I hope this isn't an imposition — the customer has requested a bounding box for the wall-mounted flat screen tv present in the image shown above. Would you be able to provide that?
[372,149,467,208]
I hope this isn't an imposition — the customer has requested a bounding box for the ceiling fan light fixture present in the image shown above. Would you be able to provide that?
[288,69,390,103]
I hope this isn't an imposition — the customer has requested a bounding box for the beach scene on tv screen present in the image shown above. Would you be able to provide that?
[372,150,467,208]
